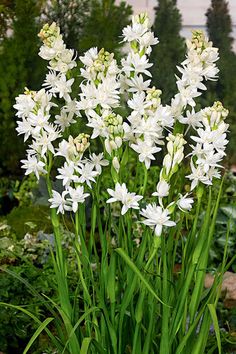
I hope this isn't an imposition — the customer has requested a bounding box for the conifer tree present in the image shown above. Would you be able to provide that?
[79,0,132,58]
[150,0,185,104]
[0,0,45,175]
[43,0,90,52]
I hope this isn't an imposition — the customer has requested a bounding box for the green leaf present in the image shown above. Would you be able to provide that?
[81,337,92,353]
[207,304,222,354]
[115,248,166,305]
[221,205,236,219]
[23,317,54,354]
[62,307,101,354]
[107,252,116,303]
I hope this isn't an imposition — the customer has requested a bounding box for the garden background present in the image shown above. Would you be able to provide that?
[0,0,236,353]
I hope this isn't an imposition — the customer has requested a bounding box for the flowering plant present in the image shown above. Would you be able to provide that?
[11,13,229,353]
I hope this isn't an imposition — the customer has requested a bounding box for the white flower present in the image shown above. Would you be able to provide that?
[177,194,194,212]
[152,180,170,198]
[33,128,60,156]
[56,138,77,161]
[140,203,176,236]
[131,139,161,169]
[21,155,47,180]
[55,110,76,131]
[133,116,163,143]
[196,150,224,173]
[14,94,35,118]
[139,32,159,48]
[56,161,79,186]
[155,105,174,128]
[122,23,147,42]
[107,182,143,215]
[77,162,98,188]
[43,71,60,90]
[53,75,74,101]
[28,109,50,135]
[48,190,72,214]
[122,53,152,77]
[127,92,148,115]
[89,153,109,174]
[186,162,210,190]
[67,186,89,212]
[79,47,98,67]
[179,109,202,129]
[39,38,65,61]
[126,75,151,93]
[16,118,33,141]
[86,110,108,139]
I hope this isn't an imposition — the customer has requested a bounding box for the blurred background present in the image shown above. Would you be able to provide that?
[0,0,236,210]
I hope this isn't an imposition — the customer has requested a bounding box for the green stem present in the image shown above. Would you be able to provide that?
[139,164,148,195]
[160,236,170,354]
[45,154,80,352]
[145,236,161,270]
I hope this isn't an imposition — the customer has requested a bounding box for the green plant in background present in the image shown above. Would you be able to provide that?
[42,0,90,52]
[150,0,185,104]
[0,0,14,41]
[209,173,236,270]
[78,0,132,59]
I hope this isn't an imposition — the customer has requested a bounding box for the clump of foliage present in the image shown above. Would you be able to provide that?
[77,0,132,58]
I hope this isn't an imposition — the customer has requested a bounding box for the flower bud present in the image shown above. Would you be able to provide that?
[112,157,120,173]
[152,180,170,198]
[163,155,172,175]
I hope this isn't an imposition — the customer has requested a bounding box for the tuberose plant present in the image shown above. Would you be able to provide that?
[8,13,230,353]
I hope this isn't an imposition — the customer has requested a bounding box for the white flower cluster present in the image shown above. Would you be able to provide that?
[51,133,109,213]
[15,88,59,179]
[172,30,219,118]
[14,14,229,238]
[15,23,110,214]
[38,22,77,73]
[141,132,194,236]
[187,101,229,190]
[107,183,143,215]
[77,47,122,156]
[120,13,174,169]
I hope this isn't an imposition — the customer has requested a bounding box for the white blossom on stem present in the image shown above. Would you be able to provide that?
[48,190,72,214]
[140,204,176,236]
[107,183,143,215]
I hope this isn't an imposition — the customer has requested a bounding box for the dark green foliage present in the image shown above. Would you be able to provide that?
[208,172,236,270]
[205,0,236,163]
[0,262,57,353]
[0,0,14,40]
[6,205,52,239]
[0,223,80,353]
[43,0,90,52]
[150,0,185,104]
[0,0,46,176]
[79,0,132,58]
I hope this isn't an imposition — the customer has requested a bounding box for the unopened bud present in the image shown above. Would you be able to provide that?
[112,157,120,173]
